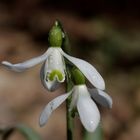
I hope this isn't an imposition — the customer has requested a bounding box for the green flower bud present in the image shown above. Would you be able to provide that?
[48,21,63,47]
[71,68,85,85]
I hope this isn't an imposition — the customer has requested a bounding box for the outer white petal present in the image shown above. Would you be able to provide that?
[40,48,65,91]
[59,48,105,90]
[1,50,49,72]
[39,91,72,127]
[77,95,100,132]
[89,88,112,108]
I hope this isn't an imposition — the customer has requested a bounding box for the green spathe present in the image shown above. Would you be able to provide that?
[48,69,64,81]
[48,21,63,47]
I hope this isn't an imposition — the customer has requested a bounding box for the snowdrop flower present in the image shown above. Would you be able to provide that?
[39,85,112,132]
[1,22,105,91]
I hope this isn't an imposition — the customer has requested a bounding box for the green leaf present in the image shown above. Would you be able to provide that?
[16,124,42,140]
[84,124,103,140]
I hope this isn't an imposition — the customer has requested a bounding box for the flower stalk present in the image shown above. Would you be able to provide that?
[66,74,74,140]
[63,33,74,140]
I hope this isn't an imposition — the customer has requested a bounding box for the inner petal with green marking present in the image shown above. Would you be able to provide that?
[48,69,64,82]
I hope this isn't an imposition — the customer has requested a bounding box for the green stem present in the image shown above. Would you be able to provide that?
[63,32,74,140]
[66,63,74,140]
[66,80,74,140]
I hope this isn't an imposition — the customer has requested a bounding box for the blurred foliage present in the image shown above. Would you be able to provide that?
[16,124,42,140]
[0,124,42,140]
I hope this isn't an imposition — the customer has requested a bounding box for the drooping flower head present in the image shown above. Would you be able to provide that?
[2,21,105,91]
[39,68,112,132]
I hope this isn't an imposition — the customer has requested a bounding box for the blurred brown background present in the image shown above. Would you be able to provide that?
[0,0,140,140]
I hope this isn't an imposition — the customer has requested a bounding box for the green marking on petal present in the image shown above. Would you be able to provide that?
[48,70,64,82]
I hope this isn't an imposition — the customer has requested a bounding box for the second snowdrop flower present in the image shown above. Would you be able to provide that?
[39,84,112,132]
[39,68,112,132]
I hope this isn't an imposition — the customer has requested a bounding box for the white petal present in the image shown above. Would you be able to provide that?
[40,62,60,91]
[1,50,49,72]
[45,48,66,75]
[89,88,112,108]
[59,48,105,90]
[77,95,100,132]
[40,48,65,91]
[39,91,72,127]
[44,80,60,92]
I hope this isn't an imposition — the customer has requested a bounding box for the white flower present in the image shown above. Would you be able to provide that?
[39,85,112,132]
[2,47,105,91]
